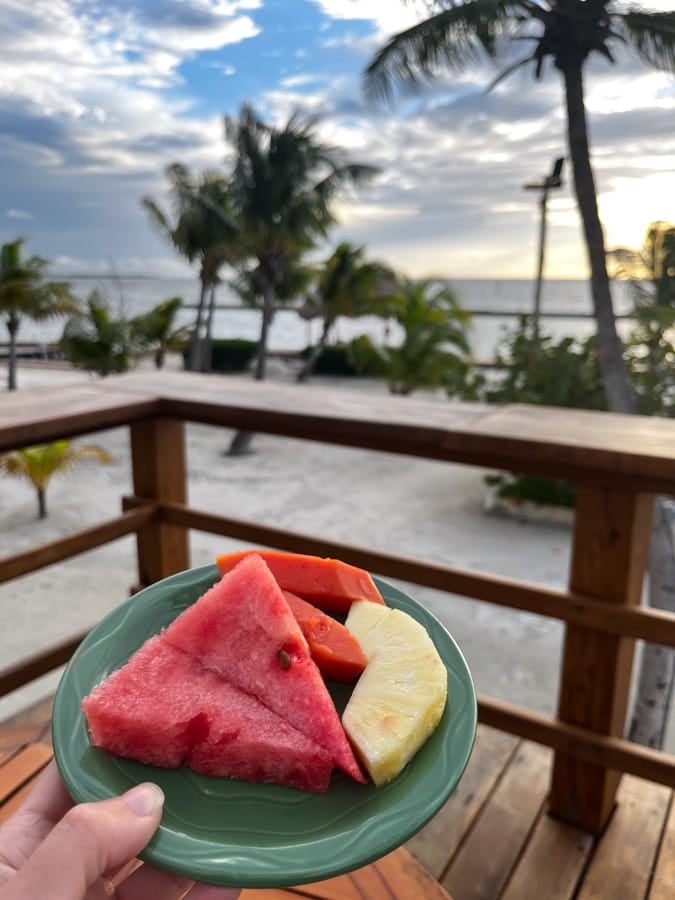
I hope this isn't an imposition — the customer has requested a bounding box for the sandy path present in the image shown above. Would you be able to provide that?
[2,359,574,734]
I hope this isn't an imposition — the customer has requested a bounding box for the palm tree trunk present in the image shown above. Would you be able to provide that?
[188,278,208,372]
[297,318,332,382]
[7,315,19,391]
[254,281,275,381]
[562,65,636,415]
[202,284,217,373]
[228,280,275,456]
[37,486,47,519]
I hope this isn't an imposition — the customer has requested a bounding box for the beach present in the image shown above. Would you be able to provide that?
[1,356,578,732]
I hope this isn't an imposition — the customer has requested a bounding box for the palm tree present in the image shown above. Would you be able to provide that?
[0,238,79,390]
[142,166,240,372]
[225,103,379,384]
[297,243,398,382]
[60,291,142,376]
[223,103,379,453]
[0,440,112,519]
[130,296,191,369]
[365,1,675,416]
[355,279,473,395]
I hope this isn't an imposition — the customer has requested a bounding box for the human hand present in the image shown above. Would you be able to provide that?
[0,761,240,899]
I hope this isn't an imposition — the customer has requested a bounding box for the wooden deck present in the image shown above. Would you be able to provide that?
[2,702,674,899]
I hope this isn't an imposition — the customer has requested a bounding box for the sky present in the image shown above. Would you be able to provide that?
[0,0,673,281]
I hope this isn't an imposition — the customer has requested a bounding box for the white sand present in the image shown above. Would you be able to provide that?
[1,357,574,729]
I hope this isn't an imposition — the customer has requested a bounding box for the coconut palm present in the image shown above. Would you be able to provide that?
[223,103,379,454]
[365,1,675,415]
[60,290,142,376]
[225,103,379,384]
[130,296,191,369]
[297,243,398,382]
[0,238,79,390]
[0,440,112,519]
[142,166,240,371]
[353,279,473,395]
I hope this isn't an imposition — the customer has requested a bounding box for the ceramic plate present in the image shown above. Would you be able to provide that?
[52,564,476,888]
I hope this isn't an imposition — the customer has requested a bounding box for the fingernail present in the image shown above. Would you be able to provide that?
[122,782,165,816]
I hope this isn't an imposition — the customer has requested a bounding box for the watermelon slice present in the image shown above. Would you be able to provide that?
[82,636,334,793]
[82,637,207,769]
[163,553,365,783]
[215,549,385,613]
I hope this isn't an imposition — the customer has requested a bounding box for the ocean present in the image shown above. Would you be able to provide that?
[14,276,635,363]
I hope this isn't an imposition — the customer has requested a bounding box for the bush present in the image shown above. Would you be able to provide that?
[182,338,258,373]
[300,342,364,376]
[484,317,606,509]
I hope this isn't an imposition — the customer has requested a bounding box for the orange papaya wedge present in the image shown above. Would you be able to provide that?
[215,549,385,613]
[282,590,367,683]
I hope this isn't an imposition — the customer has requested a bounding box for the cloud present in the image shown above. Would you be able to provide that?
[0,0,671,281]
[6,209,33,220]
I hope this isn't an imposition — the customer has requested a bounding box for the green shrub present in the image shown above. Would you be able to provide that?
[182,338,258,373]
[485,473,577,508]
[484,317,606,509]
[299,342,364,376]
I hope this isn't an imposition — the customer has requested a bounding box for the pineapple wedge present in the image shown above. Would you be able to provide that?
[342,600,447,786]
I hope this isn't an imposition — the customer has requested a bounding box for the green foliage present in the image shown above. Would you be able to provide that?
[296,341,366,376]
[348,280,474,396]
[610,221,675,417]
[486,316,607,410]
[129,296,190,368]
[485,473,577,509]
[182,338,258,373]
[0,440,112,519]
[60,291,141,376]
[0,237,79,389]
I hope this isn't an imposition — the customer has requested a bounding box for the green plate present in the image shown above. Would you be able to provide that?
[52,565,476,889]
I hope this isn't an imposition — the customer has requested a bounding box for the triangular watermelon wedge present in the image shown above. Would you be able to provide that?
[82,636,334,793]
[163,553,365,783]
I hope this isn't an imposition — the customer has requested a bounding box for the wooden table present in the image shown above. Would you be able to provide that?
[0,700,451,899]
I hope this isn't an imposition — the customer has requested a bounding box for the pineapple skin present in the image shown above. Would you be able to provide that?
[342,601,448,786]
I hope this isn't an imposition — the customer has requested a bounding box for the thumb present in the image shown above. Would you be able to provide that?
[8,782,165,900]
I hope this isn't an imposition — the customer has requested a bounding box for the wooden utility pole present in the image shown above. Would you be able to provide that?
[524,157,565,341]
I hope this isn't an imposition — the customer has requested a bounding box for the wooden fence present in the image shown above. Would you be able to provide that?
[2,369,675,834]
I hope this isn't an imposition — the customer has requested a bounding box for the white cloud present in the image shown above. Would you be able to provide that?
[309,0,421,37]
[6,208,33,220]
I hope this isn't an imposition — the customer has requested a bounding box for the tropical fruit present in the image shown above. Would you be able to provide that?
[162,553,365,782]
[215,549,385,613]
[82,637,334,792]
[82,636,208,770]
[282,590,367,682]
[342,600,448,786]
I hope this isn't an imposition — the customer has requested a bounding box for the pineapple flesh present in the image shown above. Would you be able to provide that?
[342,600,448,786]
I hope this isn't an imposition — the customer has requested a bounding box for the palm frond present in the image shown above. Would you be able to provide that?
[615,10,675,73]
[364,0,539,104]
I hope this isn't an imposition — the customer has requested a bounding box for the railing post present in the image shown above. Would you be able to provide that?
[130,417,190,587]
[549,485,654,832]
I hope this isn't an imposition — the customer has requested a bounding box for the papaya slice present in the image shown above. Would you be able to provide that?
[282,590,367,683]
[215,549,385,614]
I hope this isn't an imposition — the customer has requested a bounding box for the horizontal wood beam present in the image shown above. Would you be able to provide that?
[478,695,675,790]
[0,630,90,697]
[0,506,157,585]
[122,497,675,649]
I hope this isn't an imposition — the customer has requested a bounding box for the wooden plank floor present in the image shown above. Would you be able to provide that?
[2,702,675,899]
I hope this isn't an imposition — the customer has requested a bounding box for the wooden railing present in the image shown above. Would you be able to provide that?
[3,369,675,835]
